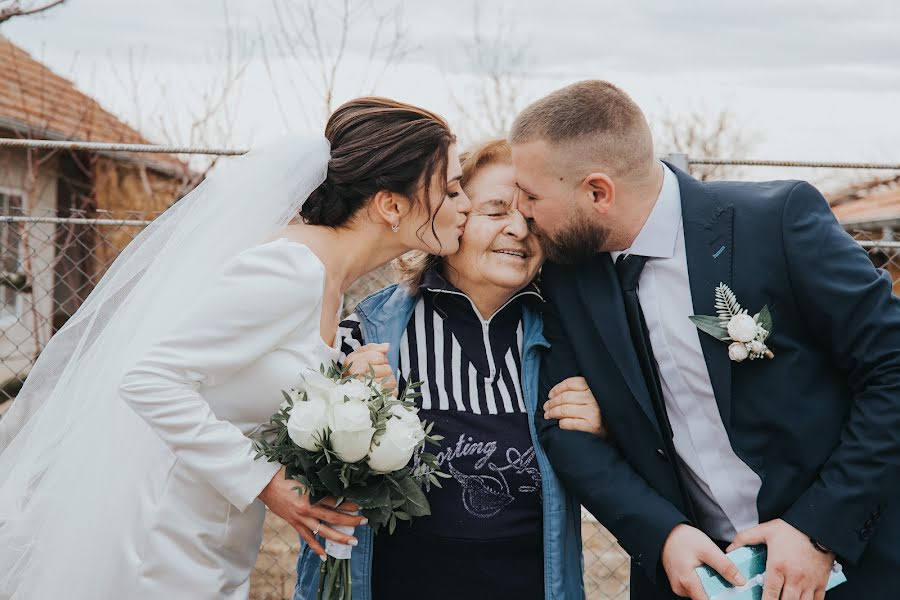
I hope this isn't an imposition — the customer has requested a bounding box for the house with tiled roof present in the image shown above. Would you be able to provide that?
[0,36,187,396]
[829,175,900,293]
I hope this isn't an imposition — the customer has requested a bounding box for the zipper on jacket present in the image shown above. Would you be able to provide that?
[426,288,540,381]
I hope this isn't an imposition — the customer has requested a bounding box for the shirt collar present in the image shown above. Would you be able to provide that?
[611,163,682,261]
[419,268,543,303]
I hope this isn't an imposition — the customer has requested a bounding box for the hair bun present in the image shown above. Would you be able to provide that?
[301,177,354,226]
[298,96,455,228]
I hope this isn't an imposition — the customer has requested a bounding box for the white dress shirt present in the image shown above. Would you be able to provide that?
[611,164,762,541]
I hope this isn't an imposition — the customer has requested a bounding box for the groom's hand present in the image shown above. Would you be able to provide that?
[662,524,746,599]
[727,519,834,600]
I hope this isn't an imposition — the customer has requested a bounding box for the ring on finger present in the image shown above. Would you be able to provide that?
[313,522,322,536]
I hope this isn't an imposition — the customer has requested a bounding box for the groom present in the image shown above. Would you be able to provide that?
[511,80,900,599]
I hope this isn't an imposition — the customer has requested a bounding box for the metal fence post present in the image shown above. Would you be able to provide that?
[663,152,690,173]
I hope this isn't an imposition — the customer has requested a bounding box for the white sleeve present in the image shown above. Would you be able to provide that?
[119,239,324,511]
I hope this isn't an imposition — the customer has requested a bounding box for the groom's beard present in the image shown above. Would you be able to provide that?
[530,211,610,265]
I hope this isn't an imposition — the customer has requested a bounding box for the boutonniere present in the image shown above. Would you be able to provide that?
[690,283,774,363]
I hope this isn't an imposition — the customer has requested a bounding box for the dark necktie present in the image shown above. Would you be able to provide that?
[615,254,696,520]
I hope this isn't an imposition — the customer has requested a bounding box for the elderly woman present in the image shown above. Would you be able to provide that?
[294,139,603,600]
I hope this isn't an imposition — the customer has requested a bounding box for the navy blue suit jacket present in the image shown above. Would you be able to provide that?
[536,166,900,599]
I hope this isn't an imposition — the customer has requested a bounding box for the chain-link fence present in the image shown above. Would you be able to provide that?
[3,209,898,599]
[2,139,899,599]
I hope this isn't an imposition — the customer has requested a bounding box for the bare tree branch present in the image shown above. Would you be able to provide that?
[448,4,531,141]
[0,0,66,24]
[266,0,414,125]
[655,104,761,181]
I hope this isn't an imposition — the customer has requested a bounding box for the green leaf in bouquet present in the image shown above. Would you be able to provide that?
[281,390,294,405]
[362,504,391,532]
[294,449,317,475]
[290,475,312,495]
[346,480,391,509]
[397,476,430,517]
[689,315,731,341]
[339,463,352,488]
[394,511,411,521]
[316,462,344,496]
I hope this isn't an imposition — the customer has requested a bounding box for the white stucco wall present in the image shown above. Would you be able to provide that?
[0,148,57,384]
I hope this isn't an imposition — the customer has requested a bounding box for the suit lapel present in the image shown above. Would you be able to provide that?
[670,163,735,427]
[576,254,661,436]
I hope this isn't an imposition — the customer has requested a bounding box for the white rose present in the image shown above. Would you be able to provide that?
[728,342,750,362]
[335,378,372,404]
[727,313,758,343]
[367,412,423,473]
[279,388,302,411]
[329,398,376,463]
[287,396,330,451]
[748,340,766,354]
[390,405,426,443]
[301,369,339,404]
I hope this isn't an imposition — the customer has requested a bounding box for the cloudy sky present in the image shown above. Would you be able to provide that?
[4,0,900,188]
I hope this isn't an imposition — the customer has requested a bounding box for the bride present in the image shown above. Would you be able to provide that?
[0,97,471,599]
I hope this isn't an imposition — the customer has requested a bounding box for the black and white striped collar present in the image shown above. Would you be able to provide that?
[419,268,543,303]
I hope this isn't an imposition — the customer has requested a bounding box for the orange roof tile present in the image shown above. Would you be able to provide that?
[0,36,184,174]
[832,187,900,226]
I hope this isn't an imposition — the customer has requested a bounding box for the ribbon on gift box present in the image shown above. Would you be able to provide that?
[695,544,847,600]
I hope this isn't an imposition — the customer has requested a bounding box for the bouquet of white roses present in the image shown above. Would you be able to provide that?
[254,361,445,600]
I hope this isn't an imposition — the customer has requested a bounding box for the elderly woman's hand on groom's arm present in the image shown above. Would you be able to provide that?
[543,376,607,437]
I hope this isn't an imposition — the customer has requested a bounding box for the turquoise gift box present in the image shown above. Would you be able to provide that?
[695,544,846,599]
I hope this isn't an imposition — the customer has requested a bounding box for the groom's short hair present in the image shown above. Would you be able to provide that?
[509,80,654,179]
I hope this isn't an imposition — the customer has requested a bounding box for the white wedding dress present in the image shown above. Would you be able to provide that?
[116,238,340,598]
[0,137,337,599]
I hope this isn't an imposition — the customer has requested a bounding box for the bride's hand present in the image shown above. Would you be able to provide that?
[343,343,397,394]
[543,376,606,438]
[259,467,366,560]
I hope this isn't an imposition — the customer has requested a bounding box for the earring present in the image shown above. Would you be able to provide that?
[391,222,400,233]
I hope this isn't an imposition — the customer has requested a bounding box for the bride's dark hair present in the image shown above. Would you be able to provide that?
[301,97,456,232]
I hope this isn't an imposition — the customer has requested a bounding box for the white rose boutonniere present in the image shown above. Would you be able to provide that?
[690,283,775,363]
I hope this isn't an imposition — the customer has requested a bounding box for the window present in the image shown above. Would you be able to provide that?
[1,191,25,317]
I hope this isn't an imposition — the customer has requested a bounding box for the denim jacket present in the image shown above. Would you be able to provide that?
[294,283,584,600]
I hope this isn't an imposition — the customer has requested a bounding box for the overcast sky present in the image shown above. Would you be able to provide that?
[4,0,900,188]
